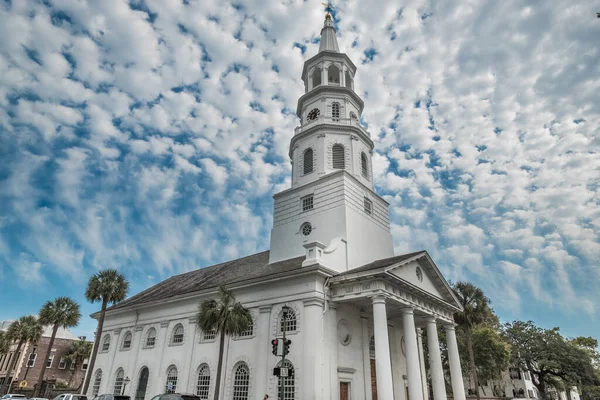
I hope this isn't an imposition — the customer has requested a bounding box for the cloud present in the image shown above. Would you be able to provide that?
[0,0,598,337]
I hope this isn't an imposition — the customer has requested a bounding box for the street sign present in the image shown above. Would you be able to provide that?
[280,367,288,378]
[19,381,27,388]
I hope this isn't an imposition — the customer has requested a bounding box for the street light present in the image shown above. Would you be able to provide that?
[122,377,130,395]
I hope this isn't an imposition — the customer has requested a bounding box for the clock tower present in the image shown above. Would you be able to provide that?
[268,14,394,271]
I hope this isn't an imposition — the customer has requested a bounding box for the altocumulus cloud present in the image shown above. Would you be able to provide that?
[0,0,598,337]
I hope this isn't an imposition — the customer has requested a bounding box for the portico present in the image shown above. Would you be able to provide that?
[328,251,466,400]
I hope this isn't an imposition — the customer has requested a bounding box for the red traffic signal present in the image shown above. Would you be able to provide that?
[271,339,279,355]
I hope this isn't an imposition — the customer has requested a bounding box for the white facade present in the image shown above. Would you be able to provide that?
[89,15,467,400]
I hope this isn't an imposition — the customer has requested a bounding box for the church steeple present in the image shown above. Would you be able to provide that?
[268,13,394,271]
[318,15,340,53]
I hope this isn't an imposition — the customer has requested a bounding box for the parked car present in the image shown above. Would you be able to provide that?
[28,397,49,400]
[1,395,27,400]
[94,395,130,400]
[149,394,200,400]
[53,394,87,400]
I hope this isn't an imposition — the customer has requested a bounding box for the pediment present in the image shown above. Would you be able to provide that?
[385,255,460,308]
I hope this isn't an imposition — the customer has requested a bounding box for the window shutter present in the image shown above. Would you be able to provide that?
[332,144,345,169]
[303,148,314,174]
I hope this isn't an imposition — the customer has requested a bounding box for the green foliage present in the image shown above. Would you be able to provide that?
[458,326,510,384]
[85,269,129,305]
[66,338,93,366]
[6,315,44,344]
[196,286,252,400]
[196,286,252,336]
[0,331,8,355]
[503,320,598,398]
[39,297,81,329]
[54,380,70,389]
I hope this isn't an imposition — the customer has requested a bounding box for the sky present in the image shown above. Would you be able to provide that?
[0,0,598,340]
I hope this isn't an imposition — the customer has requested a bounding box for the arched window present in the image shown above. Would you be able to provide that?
[328,64,340,84]
[331,102,340,121]
[166,365,178,394]
[232,363,250,400]
[345,71,353,89]
[303,148,314,175]
[332,144,345,169]
[135,367,149,400]
[101,335,111,352]
[361,152,369,179]
[277,360,295,400]
[145,328,156,347]
[279,309,297,333]
[92,369,102,397]
[122,331,132,350]
[171,324,184,345]
[113,368,125,395]
[196,364,211,399]
[312,67,322,88]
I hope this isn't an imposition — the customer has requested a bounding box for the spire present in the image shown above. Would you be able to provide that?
[318,15,339,53]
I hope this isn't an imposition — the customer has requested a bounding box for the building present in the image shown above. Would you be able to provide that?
[88,13,468,400]
[0,321,89,393]
[467,367,581,400]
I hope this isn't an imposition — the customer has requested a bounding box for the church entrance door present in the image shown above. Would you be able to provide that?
[340,382,349,400]
[370,359,378,400]
[135,367,149,400]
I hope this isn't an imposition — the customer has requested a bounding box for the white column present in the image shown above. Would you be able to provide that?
[328,302,339,400]
[402,308,424,400]
[125,326,144,396]
[254,306,271,400]
[184,318,198,394]
[445,325,466,400]
[322,64,328,86]
[105,329,122,394]
[360,314,373,400]
[417,328,429,400]
[427,318,447,400]
[303,299,325,400]
[372,295,394,399]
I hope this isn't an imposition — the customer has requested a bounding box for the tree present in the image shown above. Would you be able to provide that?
[82,269,129,395]
[452,282,493,400]
[457,326,510,395]
[35,297,81,396]
[196,286,252,400]
[503,321,598,399]
[0,331,9,357]
[65,339,93,388]
[0,315,43,394]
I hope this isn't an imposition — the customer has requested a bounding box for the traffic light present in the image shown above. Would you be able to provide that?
[273,367,280,377]
[271,339,279,355]
[283,339,291,355]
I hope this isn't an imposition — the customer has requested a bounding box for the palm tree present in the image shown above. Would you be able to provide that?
[0,316,43,394]
[452,282,493,400]
[65,339,93,388]
[197,286,252,400]
[82,269,129,395]
[0,331,8,357]
[35,297,81,396]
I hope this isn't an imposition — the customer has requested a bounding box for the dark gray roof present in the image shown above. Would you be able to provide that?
[335,251,427,276]
[108,251,305,312]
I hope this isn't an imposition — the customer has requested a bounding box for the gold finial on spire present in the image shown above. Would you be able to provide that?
[321,1,334,20]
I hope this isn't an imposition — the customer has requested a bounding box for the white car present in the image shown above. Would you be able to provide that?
[53,395,87,400]
[1,395,27,400]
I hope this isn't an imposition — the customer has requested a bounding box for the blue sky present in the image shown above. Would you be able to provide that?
[0,0,598,340]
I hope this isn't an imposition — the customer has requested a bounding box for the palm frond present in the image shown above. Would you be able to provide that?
[85,269,129,305]
[39,297,81,328]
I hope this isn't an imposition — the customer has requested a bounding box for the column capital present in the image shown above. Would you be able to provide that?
[401,307,415,315]
[328,301,338,310]
[425,315,438,324]
[371,294,388,304]
[444,323,458,331]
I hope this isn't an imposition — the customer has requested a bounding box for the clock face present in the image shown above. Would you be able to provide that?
[307,108,320,121]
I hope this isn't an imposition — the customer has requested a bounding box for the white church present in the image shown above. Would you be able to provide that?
[88,14,468,400]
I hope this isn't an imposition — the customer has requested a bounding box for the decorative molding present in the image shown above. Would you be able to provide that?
[134,326,144,332]
[337,367,356,374]
[259,305,272,314]
[113,328,122,335]
[188,316,198,324]
[302,298,325,307]
[160,321,169,328]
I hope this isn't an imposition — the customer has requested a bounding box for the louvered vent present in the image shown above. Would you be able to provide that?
[332,144,345,169]
[361,152,368,178]
[303,148,314,174]
[332,102,340,121]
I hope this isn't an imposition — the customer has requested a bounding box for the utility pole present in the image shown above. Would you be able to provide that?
[279,310,287,400]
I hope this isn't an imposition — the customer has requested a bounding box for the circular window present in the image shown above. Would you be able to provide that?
[337,320,352,346]
[301,223,312,236]
[307,108,320,121]
[416,266,423,282]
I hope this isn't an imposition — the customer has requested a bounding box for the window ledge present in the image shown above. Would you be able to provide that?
[168,342,184,347]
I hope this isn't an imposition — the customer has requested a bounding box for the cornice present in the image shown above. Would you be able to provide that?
[301,51,357,80]
[296,85,364,116]
[289,122,374,158]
